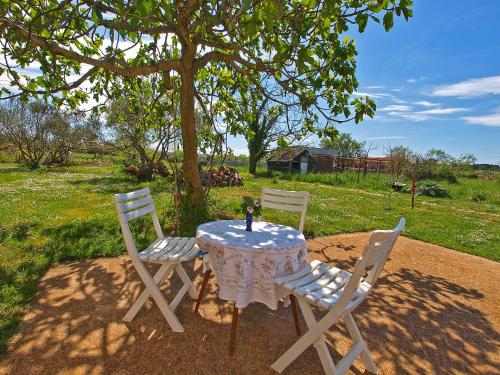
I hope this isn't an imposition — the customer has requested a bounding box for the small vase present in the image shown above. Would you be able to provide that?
[245,212,253,232]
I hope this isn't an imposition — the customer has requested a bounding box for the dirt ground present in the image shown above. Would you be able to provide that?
[0,233,498,375]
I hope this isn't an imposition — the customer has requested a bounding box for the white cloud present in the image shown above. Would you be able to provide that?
[407,78,417,83]
[418,107,469,115]
[379,104,412,112]
[392,98,408,104]
[386,107,470,122]
[367,136,408,140]
[353,91,394,99]
[388,112,428,122]
[365,85,386,89]
[462,112,500,127]
[415,101,440,107]
[432,76,500,97]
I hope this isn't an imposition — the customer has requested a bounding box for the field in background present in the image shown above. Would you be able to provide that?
[0,160,499,353]
[255,168,500,214]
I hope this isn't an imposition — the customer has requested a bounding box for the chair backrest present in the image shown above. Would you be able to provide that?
[115,188,164,258]
[260,187,309,233]
[335,218,405,312]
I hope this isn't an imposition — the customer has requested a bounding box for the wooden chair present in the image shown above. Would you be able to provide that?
[272,218,405,375]
[115,187,199,333]
[260,187,309,233]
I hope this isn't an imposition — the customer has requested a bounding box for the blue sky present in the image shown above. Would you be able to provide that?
[230,1,500,163]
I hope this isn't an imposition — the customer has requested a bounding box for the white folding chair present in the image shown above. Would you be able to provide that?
[115,187,199,333]
[260,187,309,233]
[272,218,405,375]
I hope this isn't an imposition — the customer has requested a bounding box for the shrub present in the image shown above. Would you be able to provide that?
[469,192,486,202]
[403,180,450,198]
[462,171,479,179]
[415,181,450,198]
[436,164,458,183]
[412,157,438,180]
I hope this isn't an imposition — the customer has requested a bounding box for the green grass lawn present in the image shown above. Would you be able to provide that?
[0,162,499,353]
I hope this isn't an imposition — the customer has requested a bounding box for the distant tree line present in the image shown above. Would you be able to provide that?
[386,146,477,182]
[0,99,101,168]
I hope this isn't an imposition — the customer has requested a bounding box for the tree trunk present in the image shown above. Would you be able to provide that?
[180,66,203,205]
[248,152,258,174]
[247,128,265,175]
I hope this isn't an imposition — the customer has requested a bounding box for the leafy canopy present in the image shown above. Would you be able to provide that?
[1,0,413,126]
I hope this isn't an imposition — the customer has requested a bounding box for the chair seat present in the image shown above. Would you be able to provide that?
[138,237,199,263]
[276,260,371,311]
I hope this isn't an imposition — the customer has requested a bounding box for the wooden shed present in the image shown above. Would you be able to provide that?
[266,147,338,174]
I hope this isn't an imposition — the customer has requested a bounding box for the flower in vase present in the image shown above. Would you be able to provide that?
[240,195,263,217]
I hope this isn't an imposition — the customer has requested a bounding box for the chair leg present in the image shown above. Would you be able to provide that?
[271,299,337,374]
[344,313,378,374]
[290,295,302,336]
[229,301,239,356]
[174,263,198,299]
[123,263,173,322]
[194,269,212,313]
[130,260,185,332]
[298,299,336,375]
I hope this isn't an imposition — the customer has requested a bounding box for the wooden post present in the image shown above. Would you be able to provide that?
[410,176,415,209]
[229,301,239,355]
[357,159,361,183]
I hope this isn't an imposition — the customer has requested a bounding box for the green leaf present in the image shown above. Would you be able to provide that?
[137,0,154,17]
[40,29,51,38]
[402,7,413,21]
[383,11,394,32]
[356,13,368,32]
[301,0,316,8]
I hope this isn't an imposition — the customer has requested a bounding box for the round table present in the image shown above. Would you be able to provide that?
[196,220,307,309]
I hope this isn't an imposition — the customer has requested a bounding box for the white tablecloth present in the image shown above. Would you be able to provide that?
[196,220,307,309]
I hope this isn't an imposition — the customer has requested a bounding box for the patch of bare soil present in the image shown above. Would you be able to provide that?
[1,234,498,375]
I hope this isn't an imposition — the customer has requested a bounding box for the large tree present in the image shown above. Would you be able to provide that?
[0,0,413,205]
[105,77,181,180]
[320,131,365,171]
[226,88,307,174]
[0,100,53,168]
[0,99,102,166]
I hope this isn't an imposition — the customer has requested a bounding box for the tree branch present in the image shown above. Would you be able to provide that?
[0,18,182,77]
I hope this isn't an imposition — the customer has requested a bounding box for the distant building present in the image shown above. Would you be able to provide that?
[266,147,338,174]
[266,146,388,174]
[350,156,388,172]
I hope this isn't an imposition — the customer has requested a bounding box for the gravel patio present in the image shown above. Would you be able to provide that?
[0,233,498,375]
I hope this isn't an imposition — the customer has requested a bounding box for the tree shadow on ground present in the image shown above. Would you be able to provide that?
[40,217,161,260]
[67,175,140,195]
[0,216,169,353]
[0,237,498,375]
[67,173,175,197]
[0,166,29,174]
[0,222,39,243]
